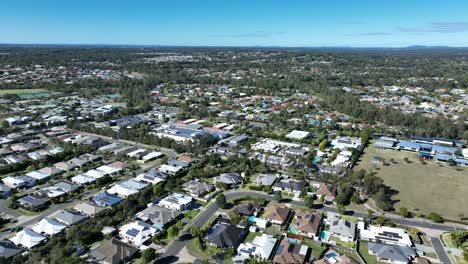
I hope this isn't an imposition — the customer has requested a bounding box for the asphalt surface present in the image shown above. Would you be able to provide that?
[431,237,452,264]
[158,190,466,263]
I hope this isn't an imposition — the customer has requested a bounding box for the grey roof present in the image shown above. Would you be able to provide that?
[329,215,356,239]
[135,206,180,226]
[213,173,242,185]
[0,240,23,258]
[254,174,277,186]
[368,242,416,263]
[182,180,214,197]
[53,181,80,193]
[205,220,246,248]
[54,210,88,225]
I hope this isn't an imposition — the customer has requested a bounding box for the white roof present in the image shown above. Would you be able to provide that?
[26,171,49,181]
[286,130,310,139]
[159,193,193,206]
[71,174,96,185]
[40,186,66,198]
[127,148,146,157]
[32,218,67,236]
[9,228,46,248]
[85,169,106,179]
[2,176,25,185]
[96,165,121,175]
[140,151,163,161]
[237,234,277,259]
[159,164,181,173]
[107,184,138,198]
[359,223,412,247]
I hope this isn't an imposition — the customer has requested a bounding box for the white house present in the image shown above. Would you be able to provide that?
[9,229,46,249]
[237,234,277,260]
[138,151,163,163]
[159,164,181,175]
[2,176,27,189]
[285,130,310,140]
[71,174,96,185]
[158,193,193,212]
[119,220,159,247]
[32,218,67,236]
[107,180,148,198]
[331,137,362,150]
[358,222,412,247]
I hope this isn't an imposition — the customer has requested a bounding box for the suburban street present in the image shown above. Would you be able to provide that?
[158,190,467,262]
[431,237,453,264]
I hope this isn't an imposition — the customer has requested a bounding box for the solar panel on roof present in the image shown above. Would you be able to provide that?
[275,245,284,256]
[126,228,139,237]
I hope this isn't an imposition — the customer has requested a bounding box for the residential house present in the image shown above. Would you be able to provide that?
[119,221,159,247]
[9,229,46,249]
[90,238,138,264]
[53,181,80,193]
[74,201,106,217]
[230,200,262,216]
[273,178,307,197]
[136,170,168,185]
[328,213,356,242]
[358,222,413,247]
[273,239,310,264]
[17,194,49,210]
[182,179,214,198]
[264,204,292,225]
[32,218,67,236]
[294,210,322,240]
[53,210,88,226]
[254,174,277,186]
[71,174,96,185]
[107,180,148,198]
[312,182,337,202]
[368,242,416,264]
[213,173,243,187]
[135,205,181,230]
[93,192,124,207]
[205,218,247,249]
[0,240,23,259]
[158,193,193,212]
[237,234,277,260]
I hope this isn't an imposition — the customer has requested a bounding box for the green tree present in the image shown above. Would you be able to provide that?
[300,188,308,199]
[141,248,156,264]
[319,139,328,151]
[274,192,282,202]
[216,193,227,209]
[336,204,346,214]
[167,225,180,238]
[304,196,314,208]
[428,212,443,223]
[190,226,202,237]
[399,207,410,218]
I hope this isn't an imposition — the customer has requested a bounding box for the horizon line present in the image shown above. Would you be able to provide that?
[1,43,468,49]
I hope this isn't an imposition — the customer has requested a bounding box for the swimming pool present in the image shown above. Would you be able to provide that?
[325,252,338,258]
[249,216,256,222]
[321,231,330,241]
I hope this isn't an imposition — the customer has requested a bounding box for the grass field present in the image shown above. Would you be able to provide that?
[357,142,468,220]
[0,88,48,95]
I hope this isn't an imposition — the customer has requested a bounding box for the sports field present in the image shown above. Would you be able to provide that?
[0,88,48,95]
[357,141,468,221]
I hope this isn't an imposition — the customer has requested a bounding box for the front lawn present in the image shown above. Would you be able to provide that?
[186,238,221,260]
[184,209,201,221]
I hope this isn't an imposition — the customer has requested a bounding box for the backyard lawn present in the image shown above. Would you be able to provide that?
[357,142,468,220]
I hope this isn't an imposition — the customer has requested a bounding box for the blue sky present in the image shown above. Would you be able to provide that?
[1,0,468,47]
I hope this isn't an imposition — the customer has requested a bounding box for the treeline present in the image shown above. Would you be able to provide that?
[304,83,467,140]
